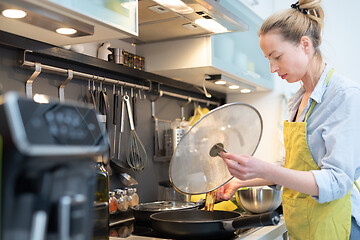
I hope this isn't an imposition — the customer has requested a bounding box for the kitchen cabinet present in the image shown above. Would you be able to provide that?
[137,33,273,94]
[43,0,138,36]
[0,0,138,46]
[137,0,274,93]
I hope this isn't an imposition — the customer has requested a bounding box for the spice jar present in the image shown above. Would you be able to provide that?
[127,188,139,208]
[115,189,129,212]
[109,191,118,214]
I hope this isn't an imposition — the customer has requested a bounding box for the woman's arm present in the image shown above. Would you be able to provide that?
[222,153,319,196]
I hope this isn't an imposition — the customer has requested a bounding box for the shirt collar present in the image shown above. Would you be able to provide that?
[309,64,331,104]
[287,64,331,118]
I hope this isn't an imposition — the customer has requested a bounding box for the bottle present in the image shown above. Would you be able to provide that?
[93,156,110,240]
[95,157,109,202]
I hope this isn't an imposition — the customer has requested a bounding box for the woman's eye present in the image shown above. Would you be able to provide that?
[275,55,281,60]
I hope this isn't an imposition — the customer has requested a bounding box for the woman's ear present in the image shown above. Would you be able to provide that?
[300,36,312,53]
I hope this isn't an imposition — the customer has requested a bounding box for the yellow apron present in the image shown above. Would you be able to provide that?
[282,68,352,240]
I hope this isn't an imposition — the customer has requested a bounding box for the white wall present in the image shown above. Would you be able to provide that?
[228,0,360,163]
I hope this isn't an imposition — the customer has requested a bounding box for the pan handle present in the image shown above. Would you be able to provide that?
[222,211,280,231]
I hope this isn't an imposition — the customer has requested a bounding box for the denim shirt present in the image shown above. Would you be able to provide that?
[287,64,360,225]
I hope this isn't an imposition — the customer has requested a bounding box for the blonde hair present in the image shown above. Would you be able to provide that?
[259,0,325,84]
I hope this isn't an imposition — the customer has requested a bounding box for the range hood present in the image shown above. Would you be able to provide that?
[0,0,248,46]
[123,0,249,44]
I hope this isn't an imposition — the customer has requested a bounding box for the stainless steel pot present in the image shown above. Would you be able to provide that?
[235,187,282,214]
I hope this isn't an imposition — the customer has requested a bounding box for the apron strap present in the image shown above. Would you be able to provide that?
[304,68,335,122]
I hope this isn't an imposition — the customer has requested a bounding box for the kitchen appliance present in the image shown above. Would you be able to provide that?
[236,187,282,214]
[0,92,108,240]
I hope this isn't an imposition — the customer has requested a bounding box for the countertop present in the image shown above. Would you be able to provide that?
[109,216,287,240]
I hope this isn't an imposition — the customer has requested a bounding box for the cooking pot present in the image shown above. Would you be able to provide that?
[131,199,205,223]
[150,209,280,239]
[235,187,282,214]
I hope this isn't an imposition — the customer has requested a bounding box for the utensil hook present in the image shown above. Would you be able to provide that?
[26,62,42,98]
[180,97,191,120]
[151,90,163,118]
[59,69,73,102]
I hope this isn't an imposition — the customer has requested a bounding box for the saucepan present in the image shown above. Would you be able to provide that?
[150,209,280,239]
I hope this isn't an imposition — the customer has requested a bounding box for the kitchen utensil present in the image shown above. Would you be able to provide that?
[235,187,282,214]
[119,173,138,186]
[118,88,125,160]
[132,199,206,223]
[131,88,136,127]
[150,210,280,239]
[170,103,263,195]
[110,89,131,170]
[124,94,147,171]
[112,88,119,158]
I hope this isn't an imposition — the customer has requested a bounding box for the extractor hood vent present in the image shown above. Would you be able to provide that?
[125,0,248,44]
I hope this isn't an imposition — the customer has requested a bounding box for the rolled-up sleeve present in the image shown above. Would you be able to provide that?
[310,87,360,203]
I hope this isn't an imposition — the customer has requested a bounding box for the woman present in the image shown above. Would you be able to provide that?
[216,1,360,239]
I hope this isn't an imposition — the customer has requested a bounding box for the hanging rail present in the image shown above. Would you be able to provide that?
[20,50,220,106]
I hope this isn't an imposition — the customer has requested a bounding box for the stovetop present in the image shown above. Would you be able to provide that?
[109,218,259,239]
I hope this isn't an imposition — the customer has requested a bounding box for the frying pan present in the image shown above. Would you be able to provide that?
[132,199,205,223]
[150,210,280,239]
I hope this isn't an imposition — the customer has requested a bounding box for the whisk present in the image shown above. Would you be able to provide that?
[124,94,147,171]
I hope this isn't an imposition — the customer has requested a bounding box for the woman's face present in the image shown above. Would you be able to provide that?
[259,31,309,83]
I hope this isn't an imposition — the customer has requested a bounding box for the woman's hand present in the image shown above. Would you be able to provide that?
[216,178,242,201]
[221,152,268,180]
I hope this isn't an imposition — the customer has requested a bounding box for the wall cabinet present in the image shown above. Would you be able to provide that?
[137,0,274,93]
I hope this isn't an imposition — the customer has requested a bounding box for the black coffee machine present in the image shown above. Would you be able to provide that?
[0,92,109,240]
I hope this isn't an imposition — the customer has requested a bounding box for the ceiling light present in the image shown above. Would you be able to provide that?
[153,0,194,14]
[215,80,226,85]
[241,88,252,93]
[56,27,77,35]
[194,18,227,33]
[229,85,239,89]
[2,9,27,19]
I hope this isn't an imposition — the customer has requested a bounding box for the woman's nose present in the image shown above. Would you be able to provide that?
[270,62,278,73]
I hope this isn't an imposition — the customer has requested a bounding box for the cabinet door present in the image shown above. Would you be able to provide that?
[43,0,138,36]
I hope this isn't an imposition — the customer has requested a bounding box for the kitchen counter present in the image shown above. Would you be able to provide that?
[109,216,287,240]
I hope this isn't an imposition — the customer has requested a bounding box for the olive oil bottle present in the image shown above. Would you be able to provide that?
[93,156,109,240]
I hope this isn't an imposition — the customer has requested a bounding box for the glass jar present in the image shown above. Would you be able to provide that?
[127,188,139,208]
[115,189,129,212]
[109,191,118,214]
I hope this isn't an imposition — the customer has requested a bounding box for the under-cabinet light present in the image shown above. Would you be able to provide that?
[33,94,50,104]
[153,0,193,14]
[241,88,252,93]
[215,80,226,85]
[194,18,227,33]
[229,85,239,89]
[56,27,77,35]
[2,9,27,19]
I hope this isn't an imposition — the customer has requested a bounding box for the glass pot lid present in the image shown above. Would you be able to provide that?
[169,103,263,195]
